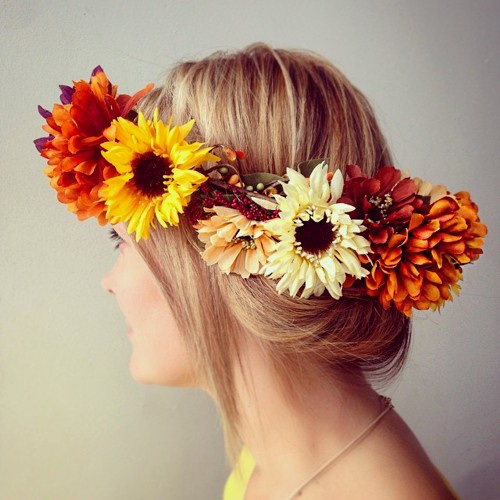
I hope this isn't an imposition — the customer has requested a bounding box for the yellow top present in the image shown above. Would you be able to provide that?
[223,447,255,500]
[223,447,459,500]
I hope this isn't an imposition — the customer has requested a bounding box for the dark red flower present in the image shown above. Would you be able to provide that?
[339,165,423,246]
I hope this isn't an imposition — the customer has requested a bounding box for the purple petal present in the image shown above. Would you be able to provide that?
[91,65,104,77]
[34,135,53,152]
[59,85,74,105]
[38,105,52,119]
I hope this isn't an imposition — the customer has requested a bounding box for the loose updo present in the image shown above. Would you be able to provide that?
[136,43,411,459]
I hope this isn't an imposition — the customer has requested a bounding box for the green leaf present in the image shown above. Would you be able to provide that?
[242,172,282,186]
[296,158,330,177]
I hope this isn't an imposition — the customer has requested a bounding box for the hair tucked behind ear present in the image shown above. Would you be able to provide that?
[136,43,410,462]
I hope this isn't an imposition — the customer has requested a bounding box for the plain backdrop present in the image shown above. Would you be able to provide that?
[1,1,499,499]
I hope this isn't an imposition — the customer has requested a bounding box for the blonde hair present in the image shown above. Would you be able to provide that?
[136,44,410,461]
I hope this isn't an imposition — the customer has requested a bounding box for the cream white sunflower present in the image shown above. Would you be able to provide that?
[196,206,276,278]
[262,162,371,299]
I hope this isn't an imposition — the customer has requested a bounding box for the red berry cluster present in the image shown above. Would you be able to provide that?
[184,185,210,225]
[212,186,279,221]
[185,181,279,225]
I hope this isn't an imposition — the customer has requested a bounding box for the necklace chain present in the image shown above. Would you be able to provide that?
[285,396,393,500]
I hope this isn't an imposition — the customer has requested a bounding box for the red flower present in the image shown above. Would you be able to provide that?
[339,165,423,245]
[37,68,153,224]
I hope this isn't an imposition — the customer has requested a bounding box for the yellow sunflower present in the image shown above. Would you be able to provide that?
[100,110,219,240]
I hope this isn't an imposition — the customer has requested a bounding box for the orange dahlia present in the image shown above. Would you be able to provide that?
[36,67,153,224]
[365,193,487,316]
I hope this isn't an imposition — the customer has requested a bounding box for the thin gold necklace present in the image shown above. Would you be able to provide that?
[285,396,393,500]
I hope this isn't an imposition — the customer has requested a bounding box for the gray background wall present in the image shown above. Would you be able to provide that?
[1,1,498,499]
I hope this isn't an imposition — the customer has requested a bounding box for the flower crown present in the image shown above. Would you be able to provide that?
[36,67,487,316]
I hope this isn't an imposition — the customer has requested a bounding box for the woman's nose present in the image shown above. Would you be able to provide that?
[101,270,115,295]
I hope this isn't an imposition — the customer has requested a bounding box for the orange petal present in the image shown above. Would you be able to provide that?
[388,232,407,248]
[386,271,396,297]
[424,270,443,284]
[394,276,409,301]
[469,222,488,237]
[411,220,439,239]
[431,249,443,268]
[414,298,432,311]
[441,240,466,255]
[407,253,433,266]
[439,233,462,243]
[403,275,422,298]
[466,237,485,249]
[400,261,419,279]
[409,213,425,231]
[381,247,402,268]
[423,283,440,301]
[407,237,429,250]
[428,197,459,218]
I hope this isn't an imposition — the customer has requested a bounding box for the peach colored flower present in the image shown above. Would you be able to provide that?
[196,206,276,278]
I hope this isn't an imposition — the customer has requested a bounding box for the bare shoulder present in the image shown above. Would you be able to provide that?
[326,409,458,500]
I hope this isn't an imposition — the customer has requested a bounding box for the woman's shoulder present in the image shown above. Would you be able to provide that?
[330,409,458,499]
[223,435,458,500]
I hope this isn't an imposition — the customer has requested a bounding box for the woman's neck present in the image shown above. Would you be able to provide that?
[233,338,383,493]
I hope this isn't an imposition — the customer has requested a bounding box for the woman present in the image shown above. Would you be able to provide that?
[37,44,485,499]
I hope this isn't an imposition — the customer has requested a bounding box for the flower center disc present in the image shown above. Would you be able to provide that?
[295,217,335,255]
[132,152,172,196]
[233,235,257,250]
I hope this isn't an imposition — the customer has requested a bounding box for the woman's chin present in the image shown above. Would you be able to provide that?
[128,359,152,384]
[128,358,197,387]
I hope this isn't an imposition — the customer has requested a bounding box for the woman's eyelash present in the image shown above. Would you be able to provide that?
[109,228,124,249]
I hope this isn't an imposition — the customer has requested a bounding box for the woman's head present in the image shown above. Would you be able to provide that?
[130,44,411,458]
